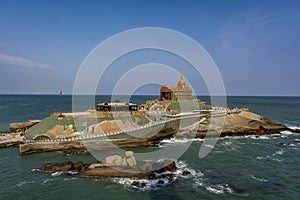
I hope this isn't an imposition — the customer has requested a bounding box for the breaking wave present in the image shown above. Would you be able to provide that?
[205,184,234,194]
[256,149,285,162]
[250,175,268,182]
[17,180,35,187]
[41,178,58,185]
[51,172,63,177]
[112,160,203,190]
[113,160,237,195]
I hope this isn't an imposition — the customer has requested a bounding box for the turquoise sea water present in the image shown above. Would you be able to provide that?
[0,95,299,199]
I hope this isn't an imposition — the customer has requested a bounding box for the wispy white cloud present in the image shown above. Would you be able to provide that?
[220,11,279,53]
[222,12,273,35]
[0,53,52,69]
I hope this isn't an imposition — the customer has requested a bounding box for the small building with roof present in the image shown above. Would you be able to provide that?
[96,101,138,112]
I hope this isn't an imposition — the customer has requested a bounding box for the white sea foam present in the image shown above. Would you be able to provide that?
[112,171,177,190]
[221,141,232,146]
[250,175,268,182]
[51,172,63,177]
[112,160,203,190]
[176,160,203,178]
[161,138,182,144]
[160,129,297,146]
[17,180,35,187]
[175,160,188,169]
[159,138,203,148]
[159,138,187,148]
[112,178,154,190]
[161,138,198,144]
[256,152,284,162]
[281,130,294,135]
[270,133,281,137]
[206,184,234,194]
[218,140,240,151]
[67,171,78,175]
[273,149,284,155]
[112,160,235,195]
[41,178,58,185]
[191,138,204,142]
[288,126,300,130]
[223,133,287,140]
[249,135,271,140]
[63,177,77,181]
[256,155,283,162]
[193,179,204,188]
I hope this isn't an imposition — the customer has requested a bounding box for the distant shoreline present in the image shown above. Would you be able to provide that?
[0,94,299,97]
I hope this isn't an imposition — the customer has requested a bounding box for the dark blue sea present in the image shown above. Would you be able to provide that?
[0,95,299,199]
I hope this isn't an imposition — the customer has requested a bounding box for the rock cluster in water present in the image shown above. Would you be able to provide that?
[40,151,182,187]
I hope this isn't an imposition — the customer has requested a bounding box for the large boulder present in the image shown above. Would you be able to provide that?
[161,160,177,172]
[136,160,176,173]
[121,158,128,167]
[105,155,123,166]
[104,151,137,167]
[88,163,108,169]
[41,161,74,172]
[63,125,74,136]
[125,151,134,157]
[137,161,155,171]
[125,155,136,167]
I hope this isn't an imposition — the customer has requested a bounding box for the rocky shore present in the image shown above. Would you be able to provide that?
[10,120,41,132]
[19,127,177,154]
[0,120,41,148]
[178,111,300,139]
[19,111,300,154]
[0,132,24,148]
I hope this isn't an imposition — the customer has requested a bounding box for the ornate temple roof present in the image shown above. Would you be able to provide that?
[160,76,192,92]
[177,75,186,89]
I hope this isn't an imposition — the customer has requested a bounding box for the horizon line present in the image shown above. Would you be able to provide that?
[0,93,299,97]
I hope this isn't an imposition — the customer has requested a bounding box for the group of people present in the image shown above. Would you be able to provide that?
[18,127,26,136]
[227,107,249,113]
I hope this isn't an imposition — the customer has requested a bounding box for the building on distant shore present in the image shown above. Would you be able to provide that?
[96,101,138,112]
[160,76,193,101]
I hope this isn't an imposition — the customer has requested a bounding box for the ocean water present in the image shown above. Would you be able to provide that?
[0,95,299,199]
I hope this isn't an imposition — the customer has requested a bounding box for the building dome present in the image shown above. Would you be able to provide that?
[177,76,186,89]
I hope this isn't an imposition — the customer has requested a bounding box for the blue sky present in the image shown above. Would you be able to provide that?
[0,0,299,95]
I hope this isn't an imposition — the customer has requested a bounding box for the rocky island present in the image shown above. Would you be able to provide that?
[1,77,299,154]
[1,77,299,190]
